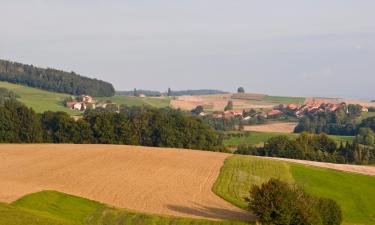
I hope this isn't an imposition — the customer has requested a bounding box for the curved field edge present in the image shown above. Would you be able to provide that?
[2,191,251,225]
[213,155,375,225]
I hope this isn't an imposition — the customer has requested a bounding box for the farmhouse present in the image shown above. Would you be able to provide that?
[223,110,243,118]
[66,101,85,110]
[81,95,93,103]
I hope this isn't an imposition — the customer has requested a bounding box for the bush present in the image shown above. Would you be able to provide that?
[317,198,343,225]
[247,179,342,225]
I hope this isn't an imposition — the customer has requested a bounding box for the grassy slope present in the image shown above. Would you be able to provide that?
[263,96,305,105]
[358,112,375,122]
[96,96,171,108]
[213,155,375,225]
[223,131,355,147]
[2,191,250,225]
[0,202,69,225]
[213,156,294,209]
[0,81,79,115]
[291,164,375,225]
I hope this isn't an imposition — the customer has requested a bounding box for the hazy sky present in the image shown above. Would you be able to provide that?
[0,0,374,99]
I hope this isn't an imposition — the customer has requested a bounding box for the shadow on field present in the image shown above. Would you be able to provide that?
[167,203,255,222]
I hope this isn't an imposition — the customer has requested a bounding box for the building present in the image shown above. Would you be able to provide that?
[81,95,93,103]
[66,101,85,110]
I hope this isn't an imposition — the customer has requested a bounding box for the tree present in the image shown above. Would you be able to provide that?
[237,87,245,93]
[224,101,234,111]
[247,179,342,225]
[167,88,172,96]
[355,128,375,146]
[247,179,321,225]
[191,105,204,115]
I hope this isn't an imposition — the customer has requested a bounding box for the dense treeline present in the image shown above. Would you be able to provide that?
[294,104,363,135]
[0,59,115,96]
[236,132,375,165]
[0,99,224,151]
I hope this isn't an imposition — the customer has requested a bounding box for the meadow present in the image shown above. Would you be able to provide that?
[96,95,171,108]
[262,95,305,105]
[0,191,250,225]
[0,81,79,115]
[222,131,355,148]
[213,155,375,225]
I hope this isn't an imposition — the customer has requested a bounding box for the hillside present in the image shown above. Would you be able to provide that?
[0,191,249,225]
[0,144,252,221]
[0,81,80,115]
[0,59,115,97]
[96,95,171,108]
[1,144,374,224]
[214,155,375,225]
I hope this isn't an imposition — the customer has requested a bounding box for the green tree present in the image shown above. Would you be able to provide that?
[355,128,375,146]
[224,101,234,111]
[191,105,204,115]
[237,87,245,93]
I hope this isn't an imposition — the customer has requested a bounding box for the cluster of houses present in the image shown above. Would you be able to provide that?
[65,95,114,111]
[199,102,369,121]
[65,95,94,111]
[276,102,368,118]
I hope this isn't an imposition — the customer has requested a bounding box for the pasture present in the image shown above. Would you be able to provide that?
[213,155,375,225]
[0,81,78,115]
[0,191,250,225]
[0,144,252,222]
[96,95,171,108]
[222,131,355,148]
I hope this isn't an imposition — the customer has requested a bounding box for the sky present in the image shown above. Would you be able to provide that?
[0,0,374,99]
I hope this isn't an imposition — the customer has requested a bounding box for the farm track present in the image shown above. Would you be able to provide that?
[0,144,253,221]
[266,157,375,176]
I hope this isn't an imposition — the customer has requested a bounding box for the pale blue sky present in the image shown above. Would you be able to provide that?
[0,0,374,99]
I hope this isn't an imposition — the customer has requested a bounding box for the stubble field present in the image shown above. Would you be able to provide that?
[0,144,253,222]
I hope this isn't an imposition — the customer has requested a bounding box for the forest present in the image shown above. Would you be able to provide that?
[0,59,115,97]
[0,97,224,152]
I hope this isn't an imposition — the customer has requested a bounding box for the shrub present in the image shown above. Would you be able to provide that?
[247,179,342,225]
[317,198,343,225]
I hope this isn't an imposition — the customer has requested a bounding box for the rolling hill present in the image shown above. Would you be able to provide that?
[214,155,375,225]
[0,81,79,115]
[0,144,374,224]
[1,191,249,225]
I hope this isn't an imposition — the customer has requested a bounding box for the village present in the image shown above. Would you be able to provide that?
[200,101,369,122]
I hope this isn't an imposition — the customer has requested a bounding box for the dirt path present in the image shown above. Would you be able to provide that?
[0,144,253,221]
[267,157,375,176]
[244,122,298,133]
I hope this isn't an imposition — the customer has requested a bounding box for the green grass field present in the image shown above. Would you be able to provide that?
[0,81,80,115]
[96,95,171,108]
[263,96,305,105]
[358,111,375,122]
[1,191,250,225]
[223,131,355,147]
[213,155,375,225]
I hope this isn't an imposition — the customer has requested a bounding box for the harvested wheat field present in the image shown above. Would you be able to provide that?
[171,94,276,111]
[0,144,253,221]
[244,122,298,133]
